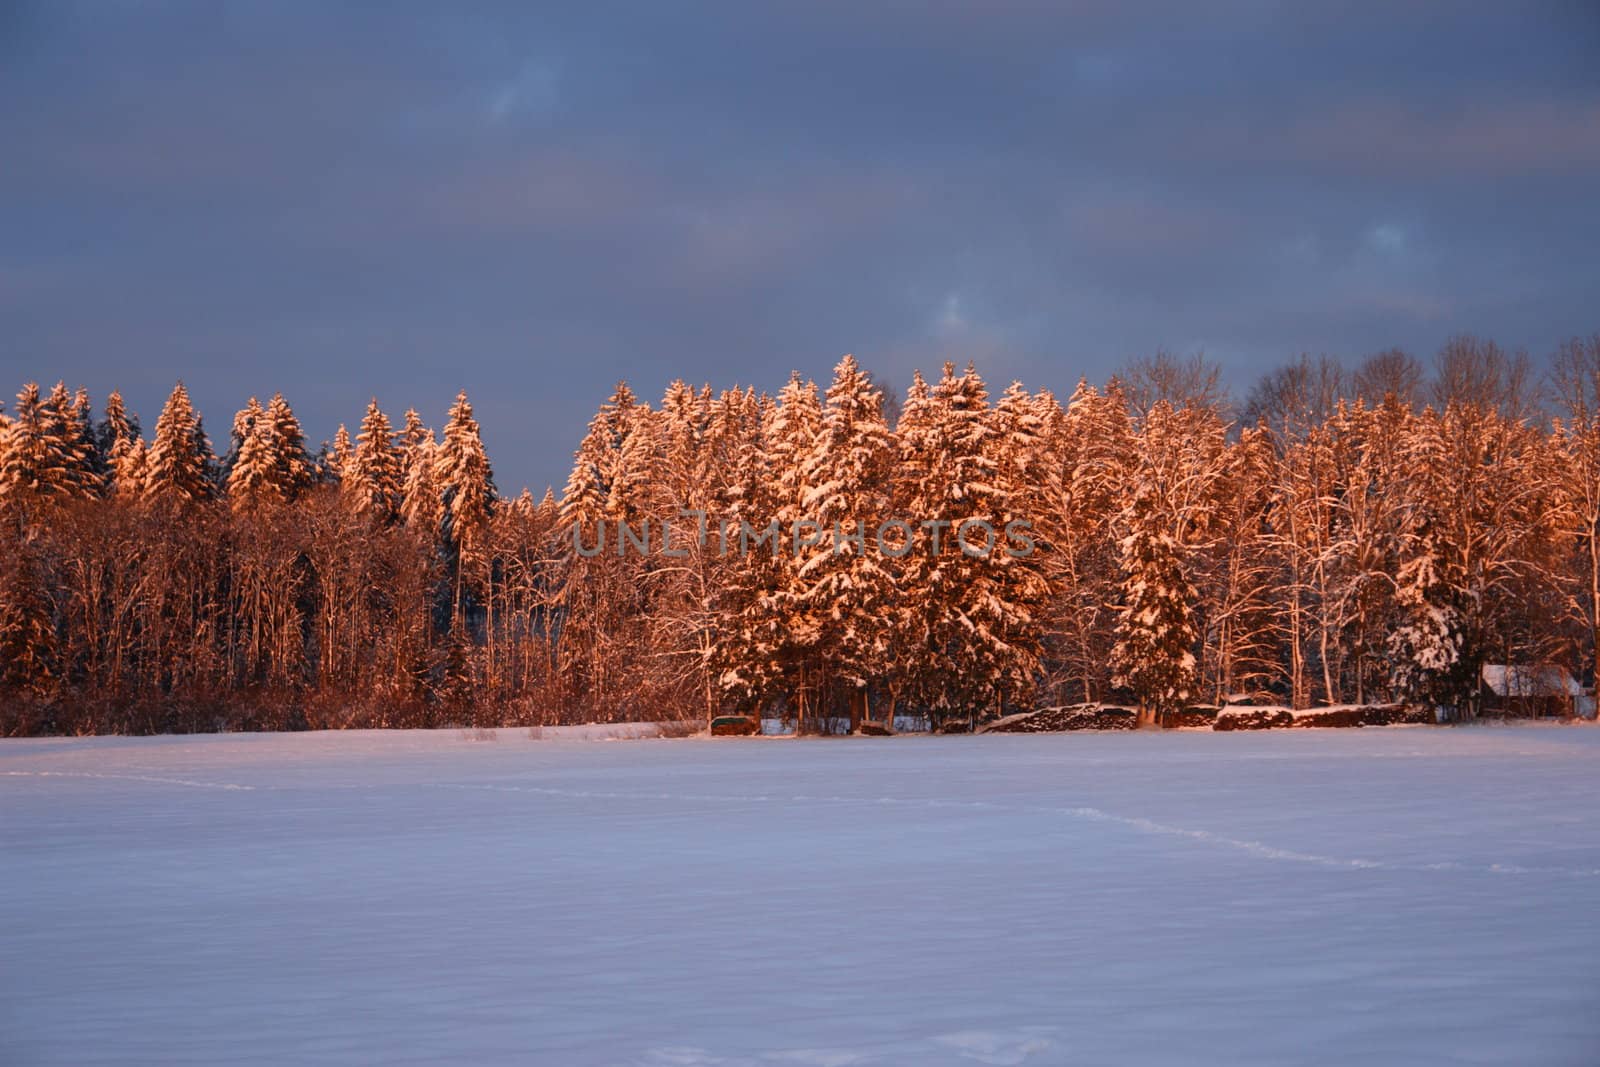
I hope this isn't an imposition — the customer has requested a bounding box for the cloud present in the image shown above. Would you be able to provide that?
[487,59,561,124]
[1177,98,1600,179]
[3,2,1599,493]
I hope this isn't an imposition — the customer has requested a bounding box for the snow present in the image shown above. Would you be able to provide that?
[4,726,1600,1066]
[1481,663,1583,698]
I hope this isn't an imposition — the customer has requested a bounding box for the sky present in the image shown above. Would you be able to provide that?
[3,1,1599,495]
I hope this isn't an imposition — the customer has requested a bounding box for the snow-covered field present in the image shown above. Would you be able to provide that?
[4,726,1599,1066]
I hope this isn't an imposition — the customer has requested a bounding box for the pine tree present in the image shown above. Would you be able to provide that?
[909,363,1043,722]
[264,393,313,499]
[435,392,497,621]
[659,385,756,723]
[112,438,149,499]
[398,409,441,536]
[435,391,496,565]
[144,383,215,505]
[560,382,639,529]
[1035,379,1134,702]
[886,369,942,715]
[561,419,611,532]
[973,375,1048,712]
[1385,401,1560,713]
[98,390,142,496]
[659,379,706,510]
[97,390,139,463]
[61,386,102,493]
[1323,398,1409,703]
[606,402,661,522]
[1386,518,1466,710]
[1111,486,1199,725]
[0,541,57,695]
[222,393,312,509]
[226,398,283,508]
[0,382,95,503]
[0,384,48,503]
[219,397,264,487]
[991,381,1045,509]
[555,383,661,721]
[795,354,896,729]
[349,399,403,522]
[1204,425,1281,704]
[326,424,353,484]
[718,373,820,718]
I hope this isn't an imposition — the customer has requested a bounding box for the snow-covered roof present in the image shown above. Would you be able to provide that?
[1480,664,1581,698]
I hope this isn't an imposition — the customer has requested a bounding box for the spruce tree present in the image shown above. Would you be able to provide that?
[973,375,1047,713]
[327,424,353,484]
[0,402,10,497]
[716,374,819,717]
[112,438,149,499]
[1386,519,1466,710]
[350,399,403,522]
[97,390,139,463]
[220,396,262,487]
[0,542,57,695]
[796,354,896,729]
[222,393,310,509]
[144,382,215,504]
[435,391,496,565]
[0,384,64,502]
[1045,379,1137,702]
[62,386,102,492]
[398,410,442,536]
[1111,485,1199,725]
[888,369,942,713]
[264,393,314,499]
[98,390,142,495]
[226,399,283,508]
[560,382,640,529]
[561,416,613,531]
[0,382,98,503]
[909,364,1044,721]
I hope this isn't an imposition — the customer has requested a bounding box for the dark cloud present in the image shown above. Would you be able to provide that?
[2,1,1598,491]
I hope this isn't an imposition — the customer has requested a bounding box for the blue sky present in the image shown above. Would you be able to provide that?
[3,1,1598,493]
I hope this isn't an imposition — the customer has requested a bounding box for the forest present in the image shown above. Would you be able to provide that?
[3,334,1599,735]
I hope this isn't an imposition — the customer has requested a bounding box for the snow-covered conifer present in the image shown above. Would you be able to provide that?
[434,391,496,569]
[560,382,638,529]
[398,409,441,536]
[1032,379,1134,702]
[143,382,215,504]
[795,354,896,728]
[225,399,281,508]
[98,390,142,495]
[349,399,403,522]
[264,393,313,499]
[1,382,100,504]
[716,373,820,715]
[63,386,103,491]
[219,397,264,488]
[1111,486,1199,725]
[326,424,353,483]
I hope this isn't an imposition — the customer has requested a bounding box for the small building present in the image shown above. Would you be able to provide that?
[1480,664,1589,719]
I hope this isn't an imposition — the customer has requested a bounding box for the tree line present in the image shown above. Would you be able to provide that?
[2,334,1599,735]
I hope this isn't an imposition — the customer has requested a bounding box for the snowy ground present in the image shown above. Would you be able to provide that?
[4,726,1599,1066]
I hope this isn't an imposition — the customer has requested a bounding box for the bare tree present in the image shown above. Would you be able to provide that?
[1240,354,1346,439]
[1114,349,1226,416]
[1431,335,1535,421]
[1550,334,1600,687]
[1353,348,1423,409]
